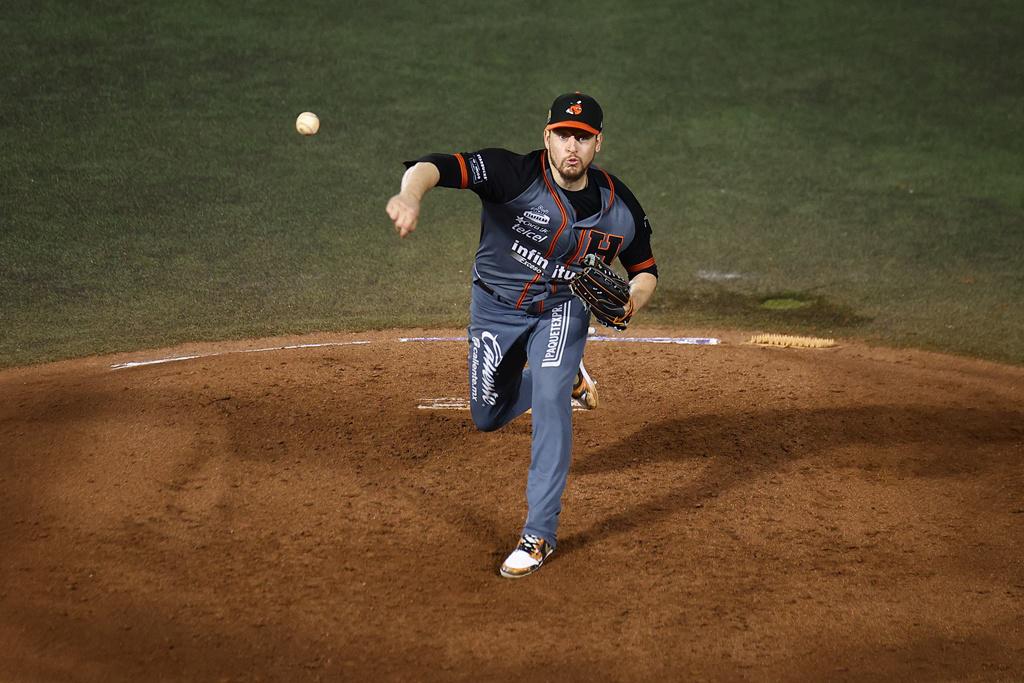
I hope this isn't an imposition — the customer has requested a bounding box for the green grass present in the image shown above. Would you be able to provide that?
[2,0,1022,367]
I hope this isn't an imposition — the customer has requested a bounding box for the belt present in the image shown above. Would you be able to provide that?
[473,278,517,307]
[474,279,565,316]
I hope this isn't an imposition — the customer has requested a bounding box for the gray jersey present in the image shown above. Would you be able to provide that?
[407,148,658,314]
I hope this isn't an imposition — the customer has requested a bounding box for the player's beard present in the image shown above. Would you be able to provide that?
[555,157,588,182]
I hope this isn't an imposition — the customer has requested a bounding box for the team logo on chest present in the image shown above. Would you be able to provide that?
[582,230,625,264]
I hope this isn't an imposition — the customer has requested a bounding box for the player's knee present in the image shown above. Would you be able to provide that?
[474,419,501,433]
[471,407,502,432]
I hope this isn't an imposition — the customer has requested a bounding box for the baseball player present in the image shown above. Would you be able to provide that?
[386,92,658,578]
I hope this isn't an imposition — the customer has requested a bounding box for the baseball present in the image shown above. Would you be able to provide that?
[295,111,320,136]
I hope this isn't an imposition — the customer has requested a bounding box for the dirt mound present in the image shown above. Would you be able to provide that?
[1,329,1022,681]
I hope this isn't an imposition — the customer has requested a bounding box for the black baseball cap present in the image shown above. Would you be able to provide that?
[546,92,603,136]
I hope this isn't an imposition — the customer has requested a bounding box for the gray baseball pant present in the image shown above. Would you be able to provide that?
[467,284,590,547]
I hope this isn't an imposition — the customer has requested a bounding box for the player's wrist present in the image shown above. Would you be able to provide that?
[397,190,421,205]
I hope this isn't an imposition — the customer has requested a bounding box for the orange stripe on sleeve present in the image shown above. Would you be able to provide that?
[454,153,469,189]
[626,257,657,274]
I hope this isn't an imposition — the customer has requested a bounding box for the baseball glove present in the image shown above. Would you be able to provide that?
[569,254,634,331]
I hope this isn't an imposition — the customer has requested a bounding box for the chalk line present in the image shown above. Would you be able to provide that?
[417,397,586,411]
[399,337,465,342]
[110,341,370,370]
[588,336,720,345]
[402,336,720,345]
[111,335,720,370]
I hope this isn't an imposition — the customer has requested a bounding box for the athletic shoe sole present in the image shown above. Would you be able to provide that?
[572,362,599,410]
[499,548,554,579]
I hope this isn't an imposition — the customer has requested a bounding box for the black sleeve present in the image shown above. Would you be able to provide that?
[403,148,538,204]
[614,179,659,279]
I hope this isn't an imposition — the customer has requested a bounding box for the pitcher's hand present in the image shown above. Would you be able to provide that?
[386,193,421,238]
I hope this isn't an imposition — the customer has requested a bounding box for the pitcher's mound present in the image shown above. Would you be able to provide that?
[1,328,1022,681]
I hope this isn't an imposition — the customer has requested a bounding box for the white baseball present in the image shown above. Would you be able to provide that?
[295,111,320,136]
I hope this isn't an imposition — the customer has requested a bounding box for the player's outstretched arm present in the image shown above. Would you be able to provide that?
[386,162,441,238]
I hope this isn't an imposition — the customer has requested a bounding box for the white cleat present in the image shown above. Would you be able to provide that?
[571,361,598,410]
[499,534,554,579]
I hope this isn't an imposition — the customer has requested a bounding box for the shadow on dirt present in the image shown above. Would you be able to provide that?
[561,404,1023,554]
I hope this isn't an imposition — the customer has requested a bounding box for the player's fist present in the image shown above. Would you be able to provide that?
[386,193,421,238]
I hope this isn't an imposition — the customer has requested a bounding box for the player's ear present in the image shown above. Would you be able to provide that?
[542,128,551,147]
[595,133,603,153]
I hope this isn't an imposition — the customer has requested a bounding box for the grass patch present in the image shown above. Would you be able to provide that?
[1,0,1022,367]
[760,297,814,311]
[648,285,871,336]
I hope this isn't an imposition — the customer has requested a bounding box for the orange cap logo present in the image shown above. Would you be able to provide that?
[566,101,583,115]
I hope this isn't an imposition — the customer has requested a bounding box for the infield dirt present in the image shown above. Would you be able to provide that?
[1,328,1022,681]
